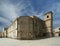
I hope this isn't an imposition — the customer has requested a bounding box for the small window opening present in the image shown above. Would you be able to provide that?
[47,16,49,18]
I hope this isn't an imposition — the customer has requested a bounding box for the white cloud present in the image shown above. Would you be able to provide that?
[0,17,11,26]
[0,0,60,31]
[0,0,32,20]
[0,0,40,31]
[1,2,18,21]
[0,0,30,31]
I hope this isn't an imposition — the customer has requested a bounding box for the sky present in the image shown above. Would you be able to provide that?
[0,0,60,32]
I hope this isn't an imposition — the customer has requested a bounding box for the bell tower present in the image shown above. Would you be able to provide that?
[44,11,53,37]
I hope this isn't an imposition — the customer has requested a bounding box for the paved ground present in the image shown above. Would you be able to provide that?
[0,37,60,46]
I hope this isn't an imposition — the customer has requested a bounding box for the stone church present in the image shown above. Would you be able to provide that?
[3,11,53,40]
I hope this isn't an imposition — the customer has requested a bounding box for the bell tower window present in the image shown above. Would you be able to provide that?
[47,16,49,18]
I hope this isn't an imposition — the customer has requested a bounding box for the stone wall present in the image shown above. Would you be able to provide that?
[44,11,53,37]
[17,16,34,39]
[7,19,17,38]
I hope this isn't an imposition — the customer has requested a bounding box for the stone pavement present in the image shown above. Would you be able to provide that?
[0,37,60,46]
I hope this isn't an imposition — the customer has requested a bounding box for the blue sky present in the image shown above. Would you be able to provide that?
[0,0,60,32]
